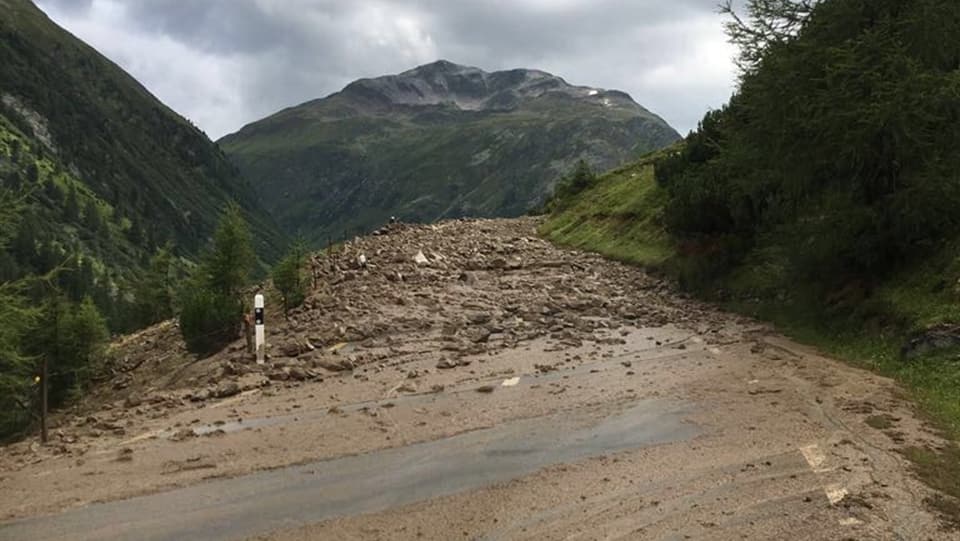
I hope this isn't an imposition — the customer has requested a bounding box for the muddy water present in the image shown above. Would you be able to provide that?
[178,330,699,439]
[0,399,698,541]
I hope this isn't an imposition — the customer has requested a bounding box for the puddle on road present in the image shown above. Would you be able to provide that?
[1,399,699,541]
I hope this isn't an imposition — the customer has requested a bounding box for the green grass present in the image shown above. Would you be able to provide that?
[541,154,960,526]
[539,159,673,267]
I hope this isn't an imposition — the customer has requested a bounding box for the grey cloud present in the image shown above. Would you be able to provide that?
[35,0,93,14]
[36,0,737,139]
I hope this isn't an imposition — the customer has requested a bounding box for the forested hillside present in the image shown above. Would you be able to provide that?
[0,0,285,276]
[0,0,287,440]
[543,0,960,512]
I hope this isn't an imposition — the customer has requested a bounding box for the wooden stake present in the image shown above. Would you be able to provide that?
[40,357,48,445]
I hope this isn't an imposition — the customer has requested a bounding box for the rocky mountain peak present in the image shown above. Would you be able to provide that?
[340,60,638,113]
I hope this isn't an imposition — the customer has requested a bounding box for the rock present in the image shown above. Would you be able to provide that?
[465,327,492,343]
[901,324,960,360]
[288,367,309,381]
[221,362,240,377]
[413,250,430,266]
[505,257,524,270]
[170,428,196,442]
[266,370,289,381]
[278,342,303,358]
[213,382,241,399]
[476,385,496,394]
[116,448,134,462]
[467,312,492,325]
[123,395,142,409]
[238,374,270,391]
[436,358,459,369]
[317,358,355,372]
[458,271,478,285]
[397,383,417,393]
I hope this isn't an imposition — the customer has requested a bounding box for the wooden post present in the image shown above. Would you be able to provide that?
[40,357,48,445]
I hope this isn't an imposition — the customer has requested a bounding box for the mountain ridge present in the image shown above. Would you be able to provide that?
[220,60,680,243]
[0,0,286,329]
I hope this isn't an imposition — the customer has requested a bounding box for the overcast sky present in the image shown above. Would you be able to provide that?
[36,0,738,140]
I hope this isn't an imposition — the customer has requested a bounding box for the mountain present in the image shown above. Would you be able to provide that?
[219,60,680,243]
[0,0,286,328]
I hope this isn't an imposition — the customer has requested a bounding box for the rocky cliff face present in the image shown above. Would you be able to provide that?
[220,61,680,244]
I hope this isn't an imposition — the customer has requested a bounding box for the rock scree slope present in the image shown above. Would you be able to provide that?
[0,218,955,540]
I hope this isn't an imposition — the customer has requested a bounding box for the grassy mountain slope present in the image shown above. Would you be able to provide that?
[220,61,680,244]
[0,0,286,261]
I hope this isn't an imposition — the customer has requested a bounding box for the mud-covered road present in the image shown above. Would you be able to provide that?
[0,218,954,540]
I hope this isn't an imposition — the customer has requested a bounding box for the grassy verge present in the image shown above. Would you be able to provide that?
[541,159,960,526]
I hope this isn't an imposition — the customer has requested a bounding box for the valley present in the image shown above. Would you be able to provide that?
[2,0,959,539]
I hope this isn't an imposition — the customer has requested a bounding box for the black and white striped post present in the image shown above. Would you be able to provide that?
[254,293,265,365]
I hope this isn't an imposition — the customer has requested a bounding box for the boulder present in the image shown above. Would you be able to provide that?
[213,382,241,399]
[316,357,356,372]
[901,324,960,361]
[436,358,459,369]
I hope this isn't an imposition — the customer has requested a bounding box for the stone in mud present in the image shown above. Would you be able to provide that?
[505,258,524,270]
[266,370,289,382]
[464,327,492,343]
[213,382,241,399]
[116,448,134,462]
[467,312,492,325]
[317,358,356,372]
[123,395,142,409]
[458,271,478,285]
[476,385,496,393]
[436,358,459,369]
[170,428,197,442]
[288,367,309,381]
[489,258,508,269]
[188,389,211,402]
[413,250,430,266]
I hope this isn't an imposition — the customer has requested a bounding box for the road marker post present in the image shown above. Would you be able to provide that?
[255,293,265,365]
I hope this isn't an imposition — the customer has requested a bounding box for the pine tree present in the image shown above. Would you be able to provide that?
[83,200,102,233]
[0,186,40,438]
[178,202,256,355]
[205,202,254,297]
[63,185,80,222]
[272,238,307,316]
[135,244,175,327]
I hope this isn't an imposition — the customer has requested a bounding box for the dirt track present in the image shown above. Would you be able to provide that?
[0,218,954,540]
